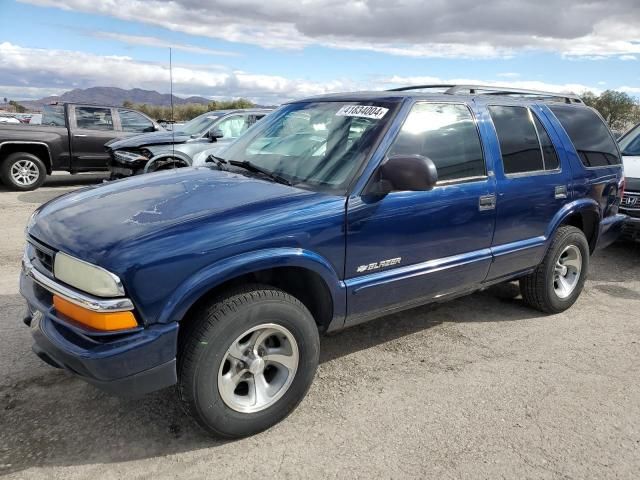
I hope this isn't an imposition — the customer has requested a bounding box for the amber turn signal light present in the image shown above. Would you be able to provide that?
[53,295,138,331]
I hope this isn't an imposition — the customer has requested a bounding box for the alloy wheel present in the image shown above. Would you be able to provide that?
[10,159,40,186]
[218,323,299,413]
[553,244,582,299]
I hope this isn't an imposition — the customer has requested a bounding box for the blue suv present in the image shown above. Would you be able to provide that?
[20,85,625,438]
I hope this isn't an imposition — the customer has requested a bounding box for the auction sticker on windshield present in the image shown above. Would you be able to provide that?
[336,105,389,120]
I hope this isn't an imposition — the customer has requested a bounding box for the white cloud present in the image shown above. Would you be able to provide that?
[92,32,242,57]
[619,55,638,61]
[0,85,65,100]
[19,0,640,59]
[0,42,355,103]
[382,76,603,96]
[619,86,640,94]
[497,72,521,79]
[2,42,639,104]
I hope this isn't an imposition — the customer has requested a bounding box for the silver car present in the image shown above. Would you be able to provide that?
[106,108,273,178]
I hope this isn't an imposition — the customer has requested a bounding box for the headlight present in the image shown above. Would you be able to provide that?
[54,252,125,297]
[25,210,38,236]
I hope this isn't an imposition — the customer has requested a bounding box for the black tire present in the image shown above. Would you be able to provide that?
[520,225,589,313]
[0,152,47,191]
[178,285,320,438]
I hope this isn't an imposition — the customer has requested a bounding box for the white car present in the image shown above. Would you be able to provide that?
[0,116,20,124]
[618,123,640,240]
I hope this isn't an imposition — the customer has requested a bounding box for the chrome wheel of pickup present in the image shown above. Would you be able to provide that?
[218,323,299,413]
[10,159,40,186]
[553,245,582,299]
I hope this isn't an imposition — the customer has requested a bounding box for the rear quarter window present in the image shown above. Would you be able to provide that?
[548,105,621,167]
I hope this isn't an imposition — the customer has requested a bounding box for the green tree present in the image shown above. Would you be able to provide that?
[581,90,640,131]
[126,98,256,122]
[122,100,134,108]
[9,100,26,113]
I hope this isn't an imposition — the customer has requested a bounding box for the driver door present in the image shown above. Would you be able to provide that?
[345,102,497,325]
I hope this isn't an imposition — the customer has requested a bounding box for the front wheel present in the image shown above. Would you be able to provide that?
[520,225,589,313]
[178,285,320,438]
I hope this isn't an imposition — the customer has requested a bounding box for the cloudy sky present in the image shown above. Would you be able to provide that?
[1,0,639,104]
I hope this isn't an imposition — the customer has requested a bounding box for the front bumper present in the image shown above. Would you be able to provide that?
[621,216,640,241]
[20,256,178,397]
[107,150,148,179]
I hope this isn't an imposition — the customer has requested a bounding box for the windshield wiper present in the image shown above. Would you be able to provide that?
[227,160,293,186]
[206,154,228,169]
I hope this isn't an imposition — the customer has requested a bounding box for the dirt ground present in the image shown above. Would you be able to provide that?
[1,173,639,479]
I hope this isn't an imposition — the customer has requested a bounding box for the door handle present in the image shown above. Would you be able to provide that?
[554,185,568,199]
[478,194,496,211]
[74,134,88,137]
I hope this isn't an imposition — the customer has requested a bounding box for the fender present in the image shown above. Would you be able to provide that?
[544,197,601,250]
[157,247,347,326]
[144,151,192,173]
[0,141,53,173]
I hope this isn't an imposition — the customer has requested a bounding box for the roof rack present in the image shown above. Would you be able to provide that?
[388,84,457,92]
[387,84,583,104]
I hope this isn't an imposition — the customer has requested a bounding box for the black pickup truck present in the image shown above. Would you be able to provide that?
[0,103,162,190]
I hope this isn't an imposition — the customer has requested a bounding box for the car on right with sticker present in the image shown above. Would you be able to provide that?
[618,122,640,240]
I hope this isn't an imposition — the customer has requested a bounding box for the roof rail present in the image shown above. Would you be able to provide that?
[387,84,456,92]
[387,84,583,104]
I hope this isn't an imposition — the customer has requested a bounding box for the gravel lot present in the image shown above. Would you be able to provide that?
[1,173,639,479]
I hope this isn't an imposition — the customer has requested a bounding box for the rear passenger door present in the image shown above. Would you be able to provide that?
[69,105,120,170]
[485,104,571,280]
[117,108,156,134]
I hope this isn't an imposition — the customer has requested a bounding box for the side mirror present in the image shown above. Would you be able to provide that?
[369,154,438,195]
[207,128,224,142]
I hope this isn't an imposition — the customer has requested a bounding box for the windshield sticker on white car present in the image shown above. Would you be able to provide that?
[336,105,389,120]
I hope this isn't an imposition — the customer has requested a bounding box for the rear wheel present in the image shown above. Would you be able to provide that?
[0,152,47,191]
[178,285,320,438]
[520,225,589,313]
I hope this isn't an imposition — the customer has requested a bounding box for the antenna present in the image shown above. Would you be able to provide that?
[170,47,175,166]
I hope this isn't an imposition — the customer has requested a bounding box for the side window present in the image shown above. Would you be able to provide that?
[75,107,114,131]
[118,109,154,133]
[388,103,485,182]
[532,113,559,170]
[216,115,248,139]
[619,124,640,156]
[548,105,621,167]
[489,106,544,174]
[41,105,66,127]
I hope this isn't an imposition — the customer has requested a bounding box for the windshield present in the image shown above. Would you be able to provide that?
[178,112,224,136]
[619,123,640,156]
[218,101,398,193]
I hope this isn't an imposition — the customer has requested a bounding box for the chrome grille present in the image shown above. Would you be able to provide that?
[28,236,56,275]
[620,191,640,218]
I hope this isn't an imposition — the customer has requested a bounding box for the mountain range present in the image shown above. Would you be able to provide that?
[16,87,212,110]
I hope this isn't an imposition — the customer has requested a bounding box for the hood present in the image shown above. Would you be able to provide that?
[623,155,640,180]
[29,167,316,264]
[106,130,194,149]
